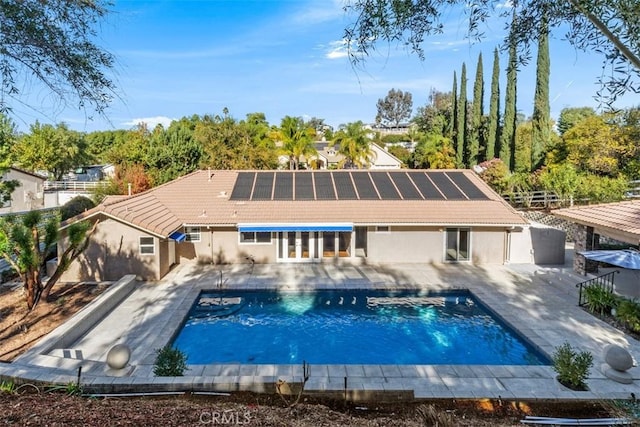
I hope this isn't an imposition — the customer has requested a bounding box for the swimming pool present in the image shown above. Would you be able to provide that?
[173,289,549,365]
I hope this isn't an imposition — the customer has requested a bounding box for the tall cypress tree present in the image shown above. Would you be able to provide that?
[501,17,518,171]
[469,53,484,166]
[487,48,500,161]
[531,14,550,171]
[456,63,467,168]
[451,71,458,143]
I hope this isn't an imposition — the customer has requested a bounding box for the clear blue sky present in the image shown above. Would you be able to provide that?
[13,0,640,132]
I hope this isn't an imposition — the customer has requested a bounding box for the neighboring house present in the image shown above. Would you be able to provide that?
[59,169,556,282]
[307,142,402,170]
[0,167,46,214]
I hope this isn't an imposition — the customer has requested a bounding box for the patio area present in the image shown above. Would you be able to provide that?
[2,246,640,401]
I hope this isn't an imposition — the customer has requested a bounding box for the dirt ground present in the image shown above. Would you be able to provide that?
[0,281,107,361]
[0,282,636,426]
[0,392,625,426]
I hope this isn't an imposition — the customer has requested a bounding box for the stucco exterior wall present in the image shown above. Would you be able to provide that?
[0,168,45,214]
[508,224,565,264]
[60,217,161,282]
[366,226,443,263]
[471,228,507,264]
[176,228,277,265]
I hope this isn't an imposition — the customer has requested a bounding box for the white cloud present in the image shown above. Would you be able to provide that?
[122,116,175,129]
[324,40,348,59]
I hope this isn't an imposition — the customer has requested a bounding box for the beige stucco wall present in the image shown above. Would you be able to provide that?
[0,169,45,214]
[471,228,507,264]
[366,226,443,263]
[508,224,565,264]
[177,227,277,265]
[60,217,161,282]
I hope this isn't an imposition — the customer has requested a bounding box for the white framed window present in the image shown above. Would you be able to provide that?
[185,226,201,242]
[240,231,272,244]
[139,236,155,255]
[445,228,470,261]
[376,225,390,233]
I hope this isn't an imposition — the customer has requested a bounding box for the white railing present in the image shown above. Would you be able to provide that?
[43,181,108,192]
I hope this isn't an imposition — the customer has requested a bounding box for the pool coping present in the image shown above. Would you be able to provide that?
[2,262,640,401]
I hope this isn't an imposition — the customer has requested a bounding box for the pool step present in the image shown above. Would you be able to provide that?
[50,349,84,360]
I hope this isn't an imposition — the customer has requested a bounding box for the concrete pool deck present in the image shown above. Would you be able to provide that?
[3,251,640,401]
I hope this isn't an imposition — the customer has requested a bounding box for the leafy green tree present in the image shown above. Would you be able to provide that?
[145,117,203,184]
[13,122,89,180]
[343,0,640,104]
[538,163,579,206]
[376,88,413,128]
[0,114,19,205]
[410,133,455,169]
[500,22,518,171]
[412,89,453,136]
[456,63,467,168]
[0,0,116,115]
[469,52,484,166]
[478,159,509,194]
[331,121,375,169]
[487,48,501,161]
[531,14,551,171]
[576,174,627,203]
[191,111,278,171]
[514,120,533,173]
[563,114,629,177]
[386,145,411,166]
[557,107,596,136]
[85,129,130,164]
[0,211,94,309]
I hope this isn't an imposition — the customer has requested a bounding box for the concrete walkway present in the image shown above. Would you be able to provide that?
[2,252,640,401]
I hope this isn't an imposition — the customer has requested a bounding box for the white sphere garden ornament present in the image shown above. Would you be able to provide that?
[106,343,131,370]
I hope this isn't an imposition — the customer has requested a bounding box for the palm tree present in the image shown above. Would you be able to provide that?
[272,116,316,170]
[331,121,376,169]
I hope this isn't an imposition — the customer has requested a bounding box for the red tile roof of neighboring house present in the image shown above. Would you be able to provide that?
[63,169,528,237]
[554,200,640,243]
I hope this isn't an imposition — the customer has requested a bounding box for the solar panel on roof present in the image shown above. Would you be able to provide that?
[295,172,314,200]
[229,172,255,200]
[313,172,336,200]
[332,172,357,200]
[352,172,378,199]
[447,171,489,200]
[273,172,293,200]
[252,172,275,200]
[408,172,445,199]
[370,172,400,200]
[389,172,422,200]
[428,172,466,200]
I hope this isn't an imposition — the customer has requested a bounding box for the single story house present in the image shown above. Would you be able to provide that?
[59,169,550,282]
[0,167,46,214]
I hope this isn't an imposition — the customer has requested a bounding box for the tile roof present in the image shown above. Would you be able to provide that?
[554,200,640,242]
[65,169,528,237]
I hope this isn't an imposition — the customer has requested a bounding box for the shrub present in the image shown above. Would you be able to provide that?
[552,342,593,391]
[60,196,96,221]
[584,285,618,316]
[153,346,188,376]
[616,299,640,333]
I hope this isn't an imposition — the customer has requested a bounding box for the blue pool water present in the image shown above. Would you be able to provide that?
[173,290,549,365]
